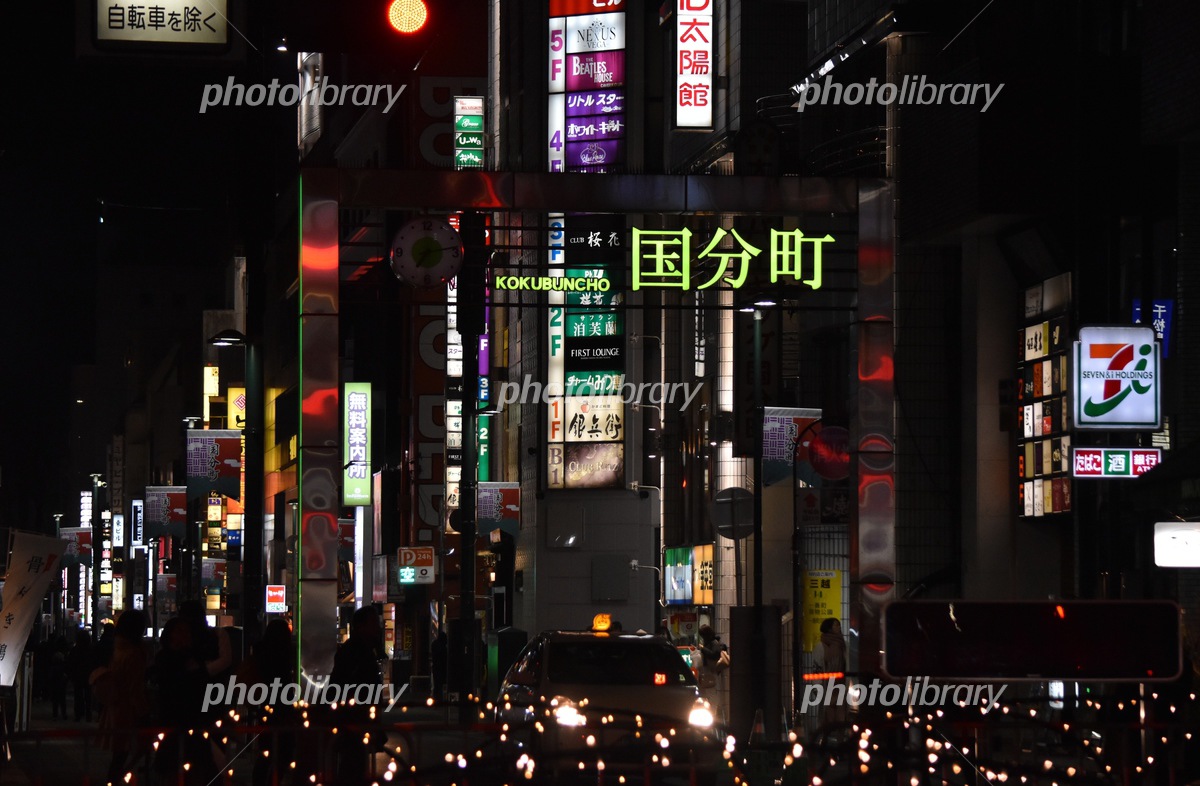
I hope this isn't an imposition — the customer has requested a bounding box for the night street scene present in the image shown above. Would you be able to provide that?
[4,0,1200,784]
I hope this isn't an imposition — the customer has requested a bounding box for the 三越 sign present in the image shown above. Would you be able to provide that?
[1071,447,1161,478]
[397,547,436,585]
[1074,326,1161,429]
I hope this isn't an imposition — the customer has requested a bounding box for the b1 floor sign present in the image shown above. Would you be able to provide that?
[398,547,436,584]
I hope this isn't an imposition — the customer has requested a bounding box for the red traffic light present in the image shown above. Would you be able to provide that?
[387,0,429,33]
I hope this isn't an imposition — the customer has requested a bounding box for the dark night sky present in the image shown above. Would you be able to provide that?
[2,4,251,528]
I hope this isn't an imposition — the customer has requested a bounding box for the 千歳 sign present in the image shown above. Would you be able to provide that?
[1073,326,1161,430]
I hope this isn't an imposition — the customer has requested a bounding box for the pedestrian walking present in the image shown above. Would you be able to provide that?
[67,633,93,721]
[90,609,152,782]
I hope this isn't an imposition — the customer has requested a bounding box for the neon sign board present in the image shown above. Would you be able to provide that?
[342,382,372,506]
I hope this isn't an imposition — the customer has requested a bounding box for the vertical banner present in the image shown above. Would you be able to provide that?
[664,546,693,605]
[186,429,243,500]
[145,486,188,538]
[343,382,372,506]
[802,569,843,654]
[477,482,520,536]
[59,527,92,567]
[299,169,341,679]
[761,407,823,488]
[0,533,68,686]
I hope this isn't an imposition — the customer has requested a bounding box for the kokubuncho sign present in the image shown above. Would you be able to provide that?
[1073,326,1161,430]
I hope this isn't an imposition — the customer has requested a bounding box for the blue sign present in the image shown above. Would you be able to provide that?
[1133,298,1174,358]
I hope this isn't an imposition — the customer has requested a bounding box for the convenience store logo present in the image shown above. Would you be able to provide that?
[1081,341,1155,417]
[1074,326,1161,429]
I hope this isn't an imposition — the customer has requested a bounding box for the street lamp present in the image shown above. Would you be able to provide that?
[208,327,264,641]
[89,473,106,640]
[52,513,64,634]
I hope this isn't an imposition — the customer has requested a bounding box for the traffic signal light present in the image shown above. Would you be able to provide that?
[386,0,430,34]
[281,0,441,69]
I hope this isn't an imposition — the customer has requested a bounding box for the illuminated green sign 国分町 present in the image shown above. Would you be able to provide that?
[496,226,835,293]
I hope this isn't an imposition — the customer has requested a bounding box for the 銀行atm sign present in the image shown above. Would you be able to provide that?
[1072,447,1162,478]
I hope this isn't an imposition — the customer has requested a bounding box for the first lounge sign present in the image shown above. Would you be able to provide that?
[1073,326,1162,430]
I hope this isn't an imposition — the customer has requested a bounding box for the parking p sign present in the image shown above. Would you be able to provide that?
[398,547,436,585]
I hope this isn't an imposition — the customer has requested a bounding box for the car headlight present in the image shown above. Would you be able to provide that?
[688,702,715,729]
[552,699,587,727]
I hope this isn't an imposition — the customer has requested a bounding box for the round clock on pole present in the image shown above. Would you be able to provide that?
[389,216,463,287]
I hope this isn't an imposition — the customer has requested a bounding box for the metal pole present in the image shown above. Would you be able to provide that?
[751,309,766,729]
[791,418,820,727]
[243,319,265,644]
[53,514,64,635]
[89,474,103,640]
[457,211,486,722]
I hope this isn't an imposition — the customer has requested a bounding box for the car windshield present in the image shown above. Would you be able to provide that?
[546,638,696,686]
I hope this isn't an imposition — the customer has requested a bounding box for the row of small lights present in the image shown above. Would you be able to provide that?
[105,690,1198,786]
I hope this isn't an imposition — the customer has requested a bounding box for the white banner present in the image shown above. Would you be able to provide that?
[1,533,68,686]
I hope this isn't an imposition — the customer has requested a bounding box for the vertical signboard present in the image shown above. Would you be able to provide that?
[802,569,843,654]
[130,498,144,548]
[547,214,627,489]
[692,543,714,605]
[549,2,627,174]
[453,96,484,169]
[676,0,714,128]
[1016,274,1073,517]
[343,382,372,506]
[664,546,693,605]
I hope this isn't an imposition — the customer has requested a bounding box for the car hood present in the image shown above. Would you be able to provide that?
[543,683,702,725]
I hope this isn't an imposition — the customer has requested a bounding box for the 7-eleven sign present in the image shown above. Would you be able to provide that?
[1074,326,1161,430]
[397,547,436,585]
